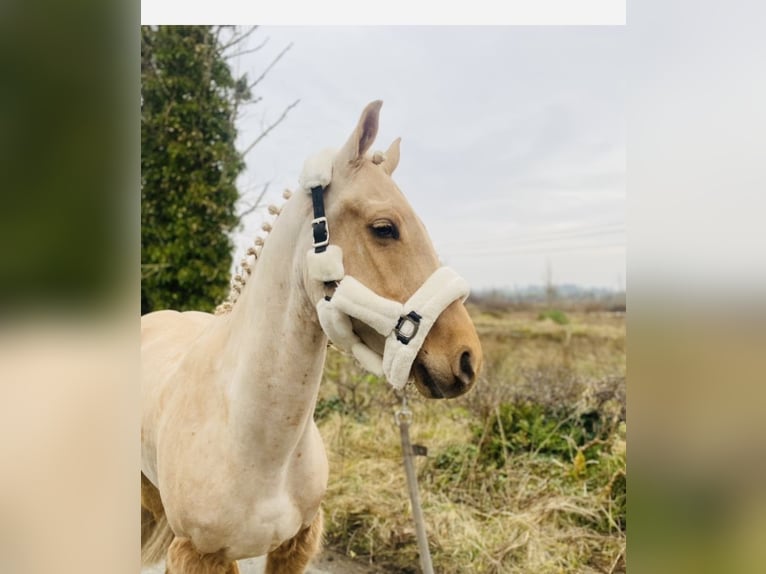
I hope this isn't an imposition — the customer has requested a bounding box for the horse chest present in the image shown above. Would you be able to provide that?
[178,481,305,558]
[161,421,328,559]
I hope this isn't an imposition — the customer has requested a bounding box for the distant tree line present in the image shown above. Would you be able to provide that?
[469,285,626,313]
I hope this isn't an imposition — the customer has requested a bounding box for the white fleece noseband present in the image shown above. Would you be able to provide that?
[316,268,469,389]
[300,149,470,390]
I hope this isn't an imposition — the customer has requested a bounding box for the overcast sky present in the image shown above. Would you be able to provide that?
[230,26,625,291]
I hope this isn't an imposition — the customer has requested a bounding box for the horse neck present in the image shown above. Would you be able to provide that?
[220,193,327,462]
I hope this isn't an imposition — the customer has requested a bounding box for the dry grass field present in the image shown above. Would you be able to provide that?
[314,302,626,573]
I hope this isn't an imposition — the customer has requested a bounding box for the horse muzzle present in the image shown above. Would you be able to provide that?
[315,266,478,392]
[411,300,482,399]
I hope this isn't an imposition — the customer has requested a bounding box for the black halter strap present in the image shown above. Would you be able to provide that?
[310,185,329,253]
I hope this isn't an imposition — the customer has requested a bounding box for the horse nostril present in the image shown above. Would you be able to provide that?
[459,350,475,382]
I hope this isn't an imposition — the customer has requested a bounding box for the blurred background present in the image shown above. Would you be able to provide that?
[2,1,765,573]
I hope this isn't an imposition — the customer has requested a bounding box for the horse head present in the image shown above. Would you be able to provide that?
[305,101,483,399]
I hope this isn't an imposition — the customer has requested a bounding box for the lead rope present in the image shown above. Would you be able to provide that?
[394,393,435,574]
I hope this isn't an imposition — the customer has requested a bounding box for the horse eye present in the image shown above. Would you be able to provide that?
[371,221,399,240]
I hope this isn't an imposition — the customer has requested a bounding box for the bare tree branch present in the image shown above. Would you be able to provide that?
[247,43,293,91]
[234,95,263,122]
[219,25,259,53]
[241,99,300,158]
[225,36,270,60]
[214,25,223,49]
[238,182,271,218]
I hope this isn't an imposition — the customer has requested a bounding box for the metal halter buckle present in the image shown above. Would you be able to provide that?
[395,311,422,344]
[311,216,329,249]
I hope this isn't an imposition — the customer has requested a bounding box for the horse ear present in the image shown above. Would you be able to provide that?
[337,100,383,167]
[381,137,401,176]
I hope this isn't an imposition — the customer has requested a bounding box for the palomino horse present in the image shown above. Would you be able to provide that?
[141,101,483,573]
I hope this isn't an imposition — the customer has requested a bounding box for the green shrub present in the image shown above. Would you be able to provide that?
[538,309,570,325]
[473,402,610,466]
[430,401,627,532]
[314,395,346,421]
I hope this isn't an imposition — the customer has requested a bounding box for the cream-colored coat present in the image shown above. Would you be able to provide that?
[142,189,328,560]
[141,100,483,570]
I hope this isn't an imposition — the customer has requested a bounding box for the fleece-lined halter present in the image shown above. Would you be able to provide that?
[299,148,470,390]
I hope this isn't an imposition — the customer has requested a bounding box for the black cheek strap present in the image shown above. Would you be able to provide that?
[310,185,329,253]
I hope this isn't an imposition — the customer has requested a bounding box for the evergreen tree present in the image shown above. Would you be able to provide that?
[141,26,250,314]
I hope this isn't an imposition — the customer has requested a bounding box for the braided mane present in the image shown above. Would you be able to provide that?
[214,188,294,315]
